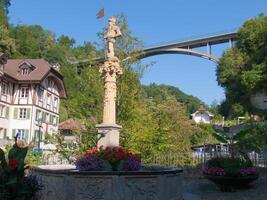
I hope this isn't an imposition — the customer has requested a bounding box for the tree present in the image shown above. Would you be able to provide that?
[0,0,11,14]
[217,14,267,117]
[0,25,15,57]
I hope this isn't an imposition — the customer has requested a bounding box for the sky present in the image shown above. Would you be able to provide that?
[8,0,267,105]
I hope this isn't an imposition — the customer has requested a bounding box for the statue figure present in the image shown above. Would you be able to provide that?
[105,17,122,59]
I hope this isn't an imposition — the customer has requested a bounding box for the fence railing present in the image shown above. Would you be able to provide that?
[149,150,267,168]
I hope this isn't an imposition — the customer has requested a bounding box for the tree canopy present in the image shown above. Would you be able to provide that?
[217,14,267,118]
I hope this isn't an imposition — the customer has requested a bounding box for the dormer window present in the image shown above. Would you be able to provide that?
[21,68,29,75]
[18,61,35,75]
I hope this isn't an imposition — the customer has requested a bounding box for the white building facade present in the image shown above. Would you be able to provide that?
[191,107,214,124]
[0,59,66,145]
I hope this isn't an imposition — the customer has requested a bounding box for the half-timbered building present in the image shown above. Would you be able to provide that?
[0,57,66,146]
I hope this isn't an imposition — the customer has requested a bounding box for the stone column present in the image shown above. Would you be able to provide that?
[96,17,122,147]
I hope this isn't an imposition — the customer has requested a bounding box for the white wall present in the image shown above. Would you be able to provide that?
[192,112,211,124]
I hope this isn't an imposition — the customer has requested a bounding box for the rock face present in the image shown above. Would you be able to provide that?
[33,165,183,200]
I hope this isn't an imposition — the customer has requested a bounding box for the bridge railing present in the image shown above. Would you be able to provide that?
[145,29,238,49]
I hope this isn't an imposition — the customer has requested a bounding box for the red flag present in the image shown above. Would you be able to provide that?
[96,8,104,19]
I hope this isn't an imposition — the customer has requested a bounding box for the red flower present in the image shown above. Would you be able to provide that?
[9,159,18,169]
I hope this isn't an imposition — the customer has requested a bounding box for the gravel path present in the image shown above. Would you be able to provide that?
[182,168,267,200]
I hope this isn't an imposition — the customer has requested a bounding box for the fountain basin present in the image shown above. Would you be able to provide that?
[33,165,183,200]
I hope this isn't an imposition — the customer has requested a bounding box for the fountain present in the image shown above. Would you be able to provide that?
[33,17,183,200]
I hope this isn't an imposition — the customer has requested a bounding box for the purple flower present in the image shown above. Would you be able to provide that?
[118,157,142,171]
[240,167,258,176]
[75,156,106,171]
[203,167,225,176]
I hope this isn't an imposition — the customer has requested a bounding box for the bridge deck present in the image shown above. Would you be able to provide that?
[144,31,238,50]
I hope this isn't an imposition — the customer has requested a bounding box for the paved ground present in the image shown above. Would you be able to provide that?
[182,167,267,200]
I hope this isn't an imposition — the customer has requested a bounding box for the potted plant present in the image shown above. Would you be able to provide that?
[203,124,260,191]
[0,135,42,199]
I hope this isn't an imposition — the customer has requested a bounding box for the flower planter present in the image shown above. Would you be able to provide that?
[204,174,259,191]
[33,165,183,200]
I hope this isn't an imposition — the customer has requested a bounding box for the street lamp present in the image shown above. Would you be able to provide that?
[36,118,43,152]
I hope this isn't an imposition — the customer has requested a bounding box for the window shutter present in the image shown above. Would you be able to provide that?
[42,112,46,123]
[49,115,53,124]
[5,107,9,118]
[13,108,18,119]
[41,132,44,141]
[12,129,17,138]
[3,129,7,139]
[56,117,59,126]
[26,108,31,119]
[35,110,39,121]
[25,130,29,140]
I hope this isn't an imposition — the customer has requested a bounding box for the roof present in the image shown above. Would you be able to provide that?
[58,118,83,131]
[191,110,214,117]
[4,59,60,81]
[3,59,67,98]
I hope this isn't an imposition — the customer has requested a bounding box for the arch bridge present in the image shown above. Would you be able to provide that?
[68,30,238,65]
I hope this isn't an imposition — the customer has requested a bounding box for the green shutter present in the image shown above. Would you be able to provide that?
[5,107,9,118]
[12,129,17,138]
[13,108,18,119]
[42,112,46,123]
[35,110,39,121]
[3,129,7,138]
[56,117,58,126]
[49,115,53,124]
[25,130,29,140]
[26,108,31,119]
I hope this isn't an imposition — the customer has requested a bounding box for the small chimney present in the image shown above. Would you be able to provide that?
[52,63,61,72]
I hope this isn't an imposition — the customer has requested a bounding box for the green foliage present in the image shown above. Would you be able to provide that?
[0,24,16,57]
[0,137,42,199]
[191,123,217,145]
[217,14,267,117]
[45,119,98,164]
[206,157,253,176]
[0,0,11,14]
[143,83,205,115]
[213,124,260,161]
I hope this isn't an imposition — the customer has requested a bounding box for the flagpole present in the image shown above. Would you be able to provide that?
[103,8,106,60]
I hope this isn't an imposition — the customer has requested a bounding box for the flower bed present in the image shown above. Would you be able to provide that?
[75,146,142,171]
[203,157,259,191]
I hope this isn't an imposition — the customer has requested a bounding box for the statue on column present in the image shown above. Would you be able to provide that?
[97,16,123,147]
[105,17,122,60]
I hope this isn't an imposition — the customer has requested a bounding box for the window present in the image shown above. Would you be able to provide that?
[21,68,29,75]
[54,97,58,109]
[17,129,25,140]
[0,129,6,139]
[19,108,27,119]
[47,93,51,109]
[1,82,8,95]
[35,110,42,121]
[0,105,4,117]
[38,88,44,102]
[20,87,29,98]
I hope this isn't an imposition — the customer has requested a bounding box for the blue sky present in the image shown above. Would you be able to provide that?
[8,0,267,105]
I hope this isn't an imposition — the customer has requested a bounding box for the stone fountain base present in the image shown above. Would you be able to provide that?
[33,165,183,200]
